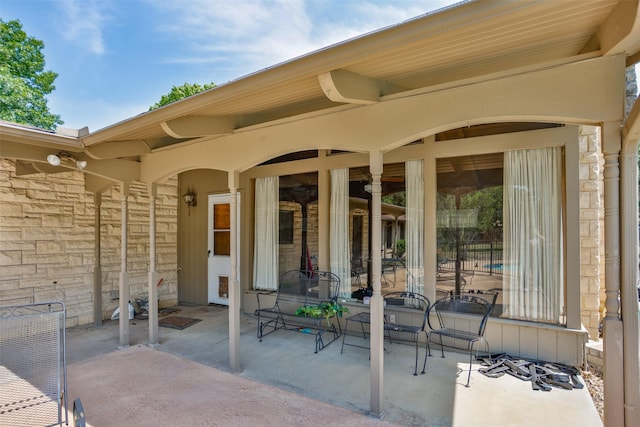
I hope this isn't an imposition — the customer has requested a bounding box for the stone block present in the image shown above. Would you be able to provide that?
[36,241,64,254]
[0,202,23,216]
[580,209,599,220]
[0,279,20,291]
[0,251,22,266]
[1,216,41,227]
[581,237,600,249]
[0,241,35,251]
[0,264,37,280]
[21,227,58,240]
[581,294,600,311]
[579,192,590,209]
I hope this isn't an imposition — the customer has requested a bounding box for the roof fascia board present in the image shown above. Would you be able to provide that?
[1,123,83,150]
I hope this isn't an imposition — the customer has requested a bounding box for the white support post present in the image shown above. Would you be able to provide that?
[148,183,160,348]
[229,171,242,372]
[602,122,624,427]
[369,151,384,418]
[621,137,640,427]
[119,184,130,348]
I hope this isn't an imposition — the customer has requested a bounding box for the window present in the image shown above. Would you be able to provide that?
[436,149,565,325]
[278,172,318,275]
[279,210,294,244]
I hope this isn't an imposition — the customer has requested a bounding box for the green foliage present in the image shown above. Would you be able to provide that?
[394,239,406,259]
[295,301,349,326]
[149,82,216,110]
[0,19,62,130]
[382,191,406,207]
[460,186,503,239]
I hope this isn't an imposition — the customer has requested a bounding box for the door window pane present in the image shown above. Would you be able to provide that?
[213,203,231,256]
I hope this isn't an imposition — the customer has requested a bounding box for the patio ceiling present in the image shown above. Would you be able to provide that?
[72,0,633,159]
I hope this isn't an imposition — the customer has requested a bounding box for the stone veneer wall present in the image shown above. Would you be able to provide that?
[578,126,605,340]
[0,159,178,326]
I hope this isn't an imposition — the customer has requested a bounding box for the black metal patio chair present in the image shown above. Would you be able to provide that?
[383,291,431,376]
[426,294,493,386]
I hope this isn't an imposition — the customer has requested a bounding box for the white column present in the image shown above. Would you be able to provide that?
[602,122,624,427]
[318,151,330,271]
[369,151,384,418]
[621,137,640,427]
[94,193,102,327]
[119,184,130,348]
[229,171,242,372]
[148,183,160,348]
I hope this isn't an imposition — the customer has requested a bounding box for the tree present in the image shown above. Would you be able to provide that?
[0,19,62,130]
[149,82,216,110]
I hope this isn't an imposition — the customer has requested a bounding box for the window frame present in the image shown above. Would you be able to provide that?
[426,126,580,329]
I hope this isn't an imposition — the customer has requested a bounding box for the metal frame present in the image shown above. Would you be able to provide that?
[0,302,69,426]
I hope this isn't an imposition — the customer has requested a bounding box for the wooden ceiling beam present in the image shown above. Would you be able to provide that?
[85,140,150,159]
[318,70,381,104]
[161,115,235,138]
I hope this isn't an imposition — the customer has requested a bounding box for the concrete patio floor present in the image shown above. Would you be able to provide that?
[64,304,603,426]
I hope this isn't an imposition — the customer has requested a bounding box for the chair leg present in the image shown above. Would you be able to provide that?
[466,342,475,387]
[439,335,445,358]
[413,337,419,376]
[421,332,428,374]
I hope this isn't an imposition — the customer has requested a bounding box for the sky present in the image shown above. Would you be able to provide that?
[2,0,460,132]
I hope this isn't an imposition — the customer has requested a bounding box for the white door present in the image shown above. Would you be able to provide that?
[207,193,240,305]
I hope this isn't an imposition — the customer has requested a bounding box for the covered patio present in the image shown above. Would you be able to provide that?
[1,1,639,425]
[64,304,602,426]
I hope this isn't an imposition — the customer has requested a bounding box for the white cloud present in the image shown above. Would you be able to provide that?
[148,0,457,82]
[153,0,312,68]
[56,0,111,55]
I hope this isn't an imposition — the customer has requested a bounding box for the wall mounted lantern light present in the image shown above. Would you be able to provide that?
[183,190,197,215]
[46,151,87,170]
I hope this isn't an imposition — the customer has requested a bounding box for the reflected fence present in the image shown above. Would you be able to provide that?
[438,240,504,276]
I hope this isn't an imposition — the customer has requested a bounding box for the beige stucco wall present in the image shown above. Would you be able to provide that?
[0,159,178,326]
[578,126,605,340]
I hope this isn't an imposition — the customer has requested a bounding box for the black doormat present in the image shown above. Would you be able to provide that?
[159,316,201,330]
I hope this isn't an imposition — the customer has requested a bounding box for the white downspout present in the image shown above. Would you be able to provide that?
[94,193,102,327]
[229,171,241,372]
[119,184,130,348]
[148,183,160,348]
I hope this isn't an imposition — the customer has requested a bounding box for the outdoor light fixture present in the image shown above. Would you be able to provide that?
[183,191,197,215]
[46,151,87,170]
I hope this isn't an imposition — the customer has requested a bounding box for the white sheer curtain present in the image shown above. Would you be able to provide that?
[503,147,564,323]
[330,168,351,297]
[406,160,424,295]
[253,176,279,290]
